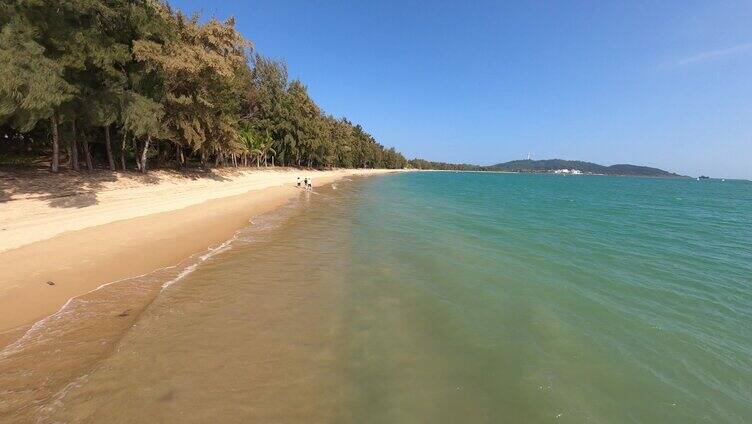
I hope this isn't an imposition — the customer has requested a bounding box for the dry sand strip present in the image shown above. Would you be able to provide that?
[0,168,399,342]
[0,168,395,253]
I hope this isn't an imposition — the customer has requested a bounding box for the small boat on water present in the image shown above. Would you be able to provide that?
[698,175,710,180]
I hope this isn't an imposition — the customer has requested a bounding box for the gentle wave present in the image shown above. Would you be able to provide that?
[0,196,305,422]
[4,173,750,423]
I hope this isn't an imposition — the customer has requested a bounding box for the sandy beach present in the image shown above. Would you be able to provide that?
[0,167,397,343]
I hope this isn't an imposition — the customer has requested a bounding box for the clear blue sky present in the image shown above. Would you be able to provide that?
[171,0,752,179]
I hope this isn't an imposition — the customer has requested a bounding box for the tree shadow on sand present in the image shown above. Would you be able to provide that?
[0,167,115,208]
[0,166,237,209]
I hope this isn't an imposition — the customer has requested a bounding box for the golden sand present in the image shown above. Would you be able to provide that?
[0,167,397,340]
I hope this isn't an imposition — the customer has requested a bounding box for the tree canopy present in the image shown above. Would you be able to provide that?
[0,0,407,172]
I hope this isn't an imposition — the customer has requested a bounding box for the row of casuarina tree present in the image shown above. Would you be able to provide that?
[0,0,408,172]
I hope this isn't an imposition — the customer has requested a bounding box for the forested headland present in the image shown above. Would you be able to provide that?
[406,158,682,176]
[0,0,408,172]
[406,159,486,171]
[490,159,683,177]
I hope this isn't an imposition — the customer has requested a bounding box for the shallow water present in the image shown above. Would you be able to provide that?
[4,173,752,423]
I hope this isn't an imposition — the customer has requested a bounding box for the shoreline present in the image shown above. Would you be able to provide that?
[0,168,400,343]
[0,175,359,421]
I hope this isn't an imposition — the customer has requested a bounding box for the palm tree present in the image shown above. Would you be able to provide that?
[260,131,276,167]
[238,124,257,166]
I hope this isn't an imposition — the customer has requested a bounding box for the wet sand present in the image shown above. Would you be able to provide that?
[28,190,353,423]
[0,168,397,341]
[0,176,362,422]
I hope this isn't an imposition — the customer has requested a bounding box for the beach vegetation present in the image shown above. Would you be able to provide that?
[0,0,407,172]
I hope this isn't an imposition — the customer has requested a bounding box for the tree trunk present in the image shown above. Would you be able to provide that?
[71,120,80,171]
[271,156,275,167]
[50,114,60,173]
[65,139,72,167]
[104,125,115,170]
[120,129,127,171]
[140,135,151,173]
[256,155,260,167]
[177,144,185,167]
[133,137,141,171]
[82,135,93,170]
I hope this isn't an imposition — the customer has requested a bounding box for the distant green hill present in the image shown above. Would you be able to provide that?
[489,159,683,177]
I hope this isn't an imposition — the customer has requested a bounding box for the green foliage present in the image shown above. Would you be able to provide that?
[243,54,406,168]
[407,159,485,171]
[0,12,75,131]
[121,92,165,138]
[0,0,407,170]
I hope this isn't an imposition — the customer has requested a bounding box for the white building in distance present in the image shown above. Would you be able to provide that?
[553,169,583,175]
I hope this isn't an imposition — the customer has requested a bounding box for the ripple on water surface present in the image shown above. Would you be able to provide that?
[3,174,752,423]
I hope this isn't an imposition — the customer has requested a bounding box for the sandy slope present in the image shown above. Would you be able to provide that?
[0,167,393,253]
[0,167,397,338]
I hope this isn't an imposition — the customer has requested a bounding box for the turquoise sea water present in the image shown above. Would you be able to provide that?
[32,172,752,423]
[342,172,752,422]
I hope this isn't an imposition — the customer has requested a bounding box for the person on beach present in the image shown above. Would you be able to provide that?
[307,178,313,191]
[297,177,302,188]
